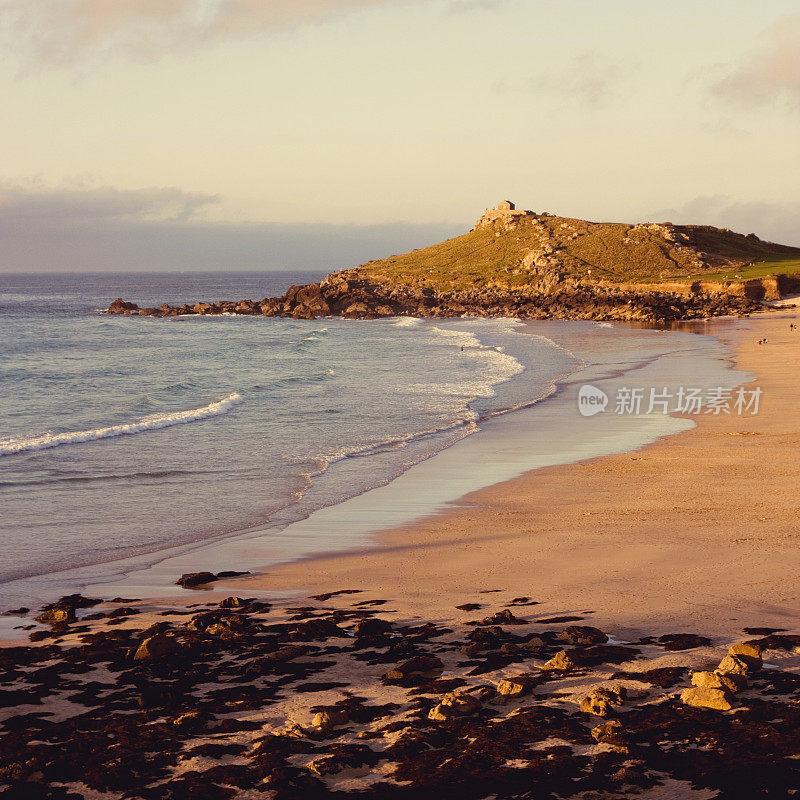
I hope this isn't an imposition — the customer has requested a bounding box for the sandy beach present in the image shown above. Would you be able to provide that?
[234,306,800,639]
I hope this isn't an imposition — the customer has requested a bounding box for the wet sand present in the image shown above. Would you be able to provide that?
[234,307,800,639]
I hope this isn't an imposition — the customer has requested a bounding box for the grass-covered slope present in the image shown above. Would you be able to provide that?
[351,210,800,291]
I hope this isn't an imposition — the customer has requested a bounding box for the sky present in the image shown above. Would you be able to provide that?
[1,0,799,272]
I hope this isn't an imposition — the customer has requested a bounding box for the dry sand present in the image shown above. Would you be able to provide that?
[233,307,800,639]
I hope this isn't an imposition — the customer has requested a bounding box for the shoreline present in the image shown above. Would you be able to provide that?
[227,306,800,639]
[0,316,744,633]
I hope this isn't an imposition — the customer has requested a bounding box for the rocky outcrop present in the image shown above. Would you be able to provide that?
[105,203,800,323]
[106,269,763,324]
[680,640,764,710]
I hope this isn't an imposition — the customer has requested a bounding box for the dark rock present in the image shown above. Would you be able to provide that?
[133,633,181,662]
[176,572,216,588]
[289,618,348,641]
[354,618,393,637]
[657,633,712,651]
[107,607,139,619]
[383,655,444,684]
[743,626,786,635]
[310,589,363,601]
[560,625,608,645]
[108,298,139,313]
[611,666,688,688]
[472,609,527,626]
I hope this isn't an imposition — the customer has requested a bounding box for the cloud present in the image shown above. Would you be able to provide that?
[446,0,513,13]
[0,182,220,224]
[498,52,626,108]
[0,182,463,272]
[712,13,800,110]
[652,195,800,247]
[0,0,408,64]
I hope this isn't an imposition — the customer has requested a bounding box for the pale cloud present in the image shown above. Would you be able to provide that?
[652,196,800,247]
[498,52,627,108]
[0,182,220,223]
[0,0,408,64]
[0,182,462,271]
[446,0,513,14]
[712,13,800,111]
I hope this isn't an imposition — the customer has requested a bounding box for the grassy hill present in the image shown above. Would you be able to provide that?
[350,207,800,291]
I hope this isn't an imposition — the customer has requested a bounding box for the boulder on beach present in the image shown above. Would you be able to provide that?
[544,650,578,671]
[717,654,753,676]
[680,686,735,711]
[354,618,393,637]
[133,633,181,662]
[579,685,627,716]
[176,571,217,588]
[591,719,631,753]
[691,670,747,693]
[428,690,481,721]
[496,675,538,698]
[311,707,349,732]
[383,654,444,684]
[35,606,75,624]
[727,641,763,670]
[560,625,608,646]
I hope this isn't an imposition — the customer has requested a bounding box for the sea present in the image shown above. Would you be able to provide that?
[0,271,748,618]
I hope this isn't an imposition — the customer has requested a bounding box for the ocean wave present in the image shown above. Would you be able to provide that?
[392,317,422,328]
[312,415,480,473]
[0,393,243,456]
[0,469,198,489]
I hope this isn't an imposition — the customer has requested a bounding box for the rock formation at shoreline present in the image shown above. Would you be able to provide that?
[107,203,800,324]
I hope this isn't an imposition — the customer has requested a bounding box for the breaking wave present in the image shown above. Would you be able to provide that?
[0,393,243,456]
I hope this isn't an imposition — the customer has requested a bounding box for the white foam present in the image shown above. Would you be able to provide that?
[0,393,244,456]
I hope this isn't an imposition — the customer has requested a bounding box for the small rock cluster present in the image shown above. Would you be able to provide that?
[681,640,764,711]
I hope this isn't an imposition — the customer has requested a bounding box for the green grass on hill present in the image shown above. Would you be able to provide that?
[674,258,800,284]
[357,224,533,290]
[353,213,800,291]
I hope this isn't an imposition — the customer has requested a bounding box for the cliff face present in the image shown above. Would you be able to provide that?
[107,205,800,324]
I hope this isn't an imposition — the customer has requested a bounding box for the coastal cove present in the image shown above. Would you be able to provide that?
[7,3,800,793]
[3,306,800,798]
[0,310,748,634]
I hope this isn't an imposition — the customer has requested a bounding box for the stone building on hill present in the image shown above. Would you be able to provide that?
[475,200,535,229]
